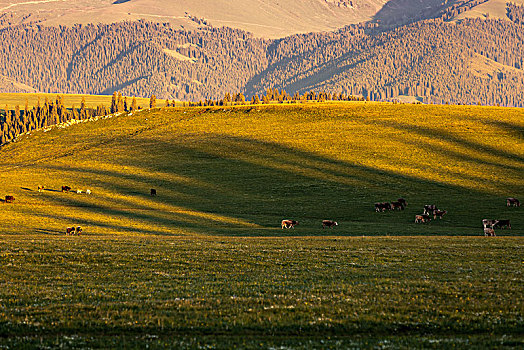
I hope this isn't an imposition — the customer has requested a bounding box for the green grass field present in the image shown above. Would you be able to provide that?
[0,101,523,347]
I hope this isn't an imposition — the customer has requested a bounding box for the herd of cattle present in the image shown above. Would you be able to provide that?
[2,187,520,236]
[282,197,519,236]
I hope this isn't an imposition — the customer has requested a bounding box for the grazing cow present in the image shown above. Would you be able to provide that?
[415,214,431,223]
[66,226,83,235]
[484,227,496,237]
[62,186,71,192]
[375,202,391,212]
[322,220,338,229]
[391,201,405,210]
[86,189,91,195]
[423,205,438,216]
[76,189,83,194]
[281,219,298,229]
[433,210,447,220]
[507,197,520,207]
[493,220,511,229]
[37,185,45,192]
[397,198,407,207]
[150,188,157,196]
[482,219,497,229]
[4,195,14,203]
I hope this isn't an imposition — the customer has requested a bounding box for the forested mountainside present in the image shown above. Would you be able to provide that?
[253,17,524,106]
[1,6,524,106]
[0,22,270,101]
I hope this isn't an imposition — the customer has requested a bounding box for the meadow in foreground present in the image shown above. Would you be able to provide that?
[0,235,522,348]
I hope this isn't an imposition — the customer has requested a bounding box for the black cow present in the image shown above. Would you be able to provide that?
[493,220,511,229]
[507,198,520,207]
[391,201,405,210]
[375,202,391,212]
[433,210,447,219]
[4,195,14,203]
[397,198,407,207]
[150,188,157,196]
[423,205,438,216]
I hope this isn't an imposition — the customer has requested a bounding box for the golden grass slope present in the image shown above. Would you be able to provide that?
[0,102,522,236]
[0,93,152,109]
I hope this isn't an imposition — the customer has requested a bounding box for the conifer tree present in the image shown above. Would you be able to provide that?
[149,95,157,108]
[80,97,87,119]
[111,92,118,113]
[131,97,137,111]
[117,92,124,112]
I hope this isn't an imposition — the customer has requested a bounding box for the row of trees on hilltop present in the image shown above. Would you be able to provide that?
[0,87,367,145]
[0,96,104,144]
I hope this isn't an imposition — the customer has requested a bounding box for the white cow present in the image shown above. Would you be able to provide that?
[86,189,91,195]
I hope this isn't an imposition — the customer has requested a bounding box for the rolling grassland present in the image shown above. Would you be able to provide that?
[0,93,152,110]
[0,102,523,347]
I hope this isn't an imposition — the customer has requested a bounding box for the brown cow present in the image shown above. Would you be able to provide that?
[4,195,14,203]
[281,219,298,229]
[62,186,71,192]
[66,227,75,235]
[391,201,405,210]
[415,214,431,223]
[507,197,520,207]
[322,220,338,229]
[433,210,447,220]
[38,185,45,192]
[484,227,496,237]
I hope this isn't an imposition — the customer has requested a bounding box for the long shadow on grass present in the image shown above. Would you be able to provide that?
[359,118,524,166]
[31,134,523,236]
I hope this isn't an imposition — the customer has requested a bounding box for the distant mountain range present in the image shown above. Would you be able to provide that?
[1,0,524,106]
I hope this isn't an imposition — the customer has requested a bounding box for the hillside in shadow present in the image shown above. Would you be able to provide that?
[0,104,522,236]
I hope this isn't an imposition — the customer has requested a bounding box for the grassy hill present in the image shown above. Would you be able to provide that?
[1,102,523,347]
[1,102,522,237]
[0,92,152,110]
